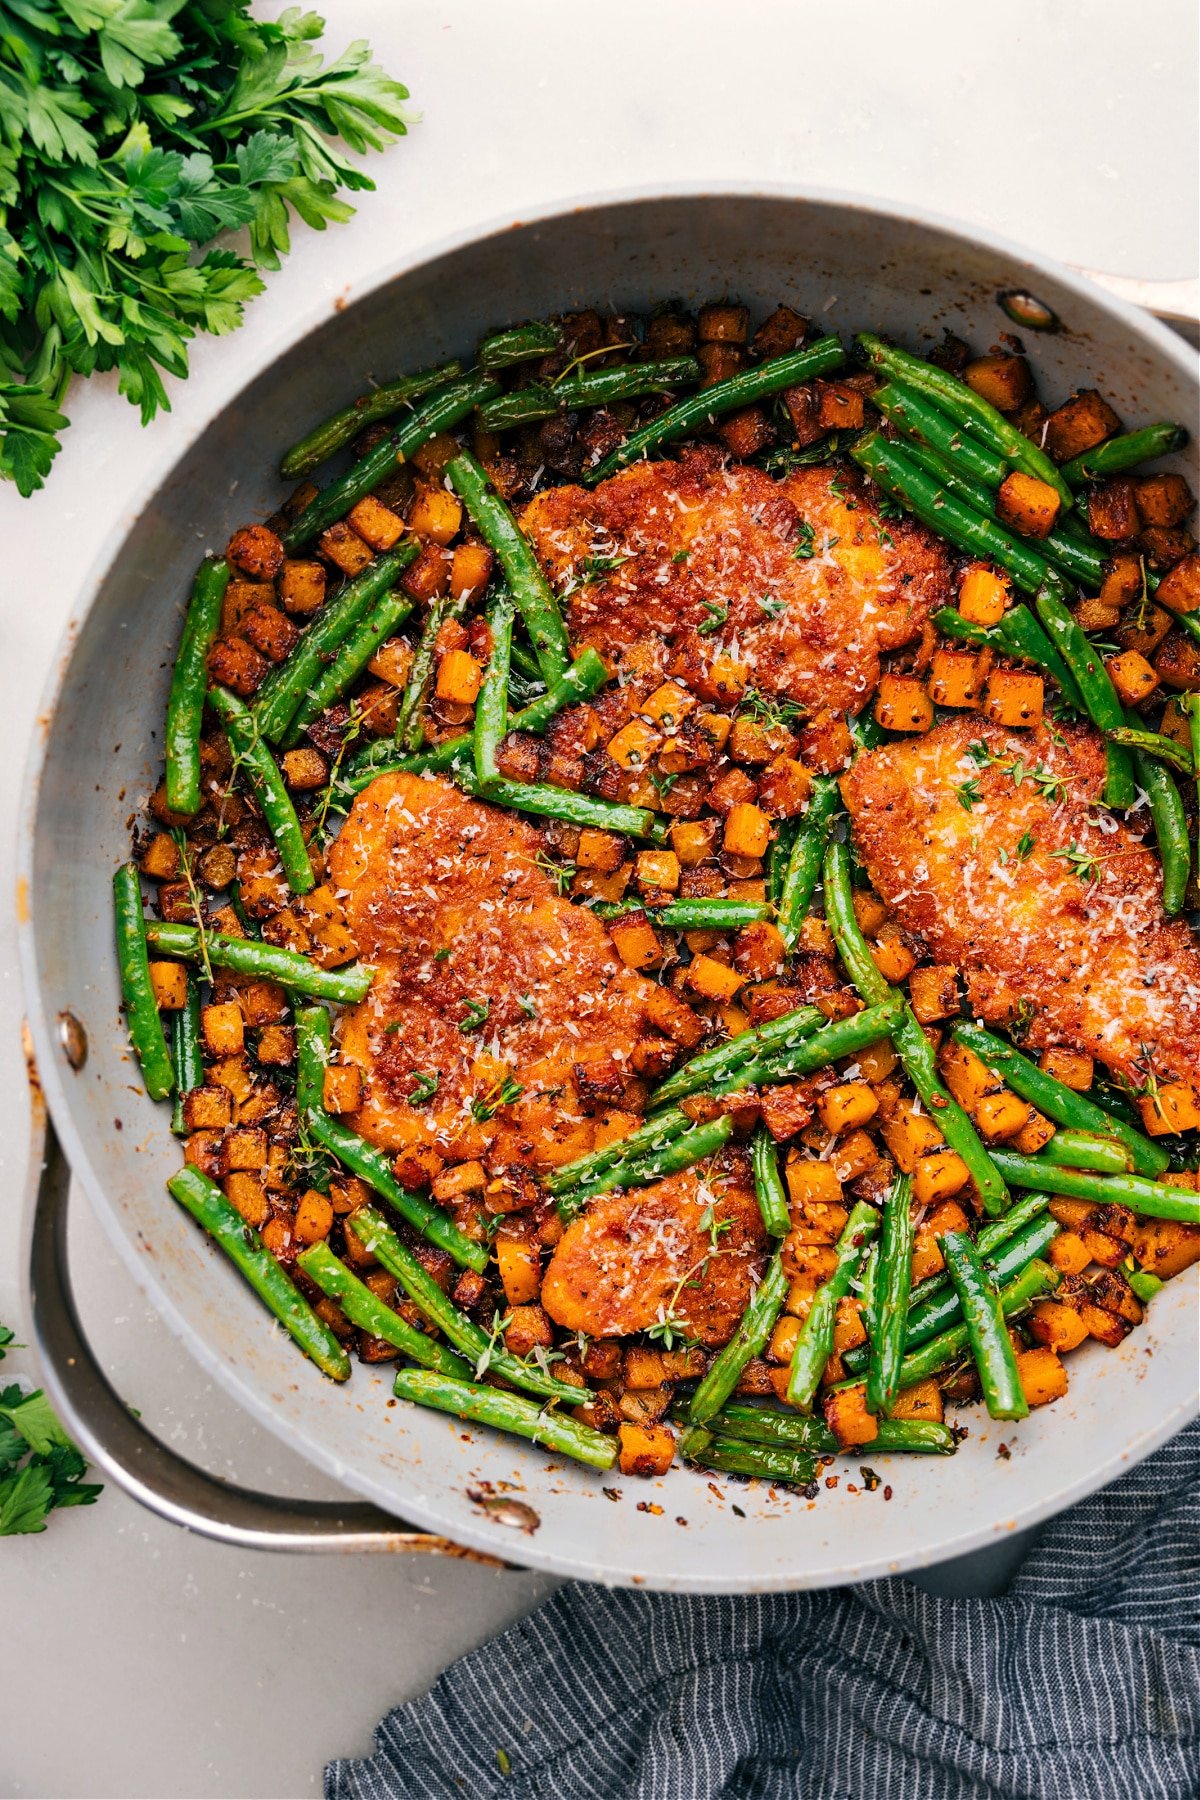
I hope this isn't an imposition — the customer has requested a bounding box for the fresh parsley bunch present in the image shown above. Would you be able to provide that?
[0,2,414,495]
[0,1321,102,1534]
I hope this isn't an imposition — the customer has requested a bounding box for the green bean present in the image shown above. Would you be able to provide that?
[294,1003,330,1114]
[899,439,994,513]
[145,921,374,1004]
[766,817,797,910]
[167,1166,350,1380]
[750,1127,790,1237]
[477,320,562,369]
[988,1151,1200,1224]
[941,1232,1028,1419]
[340,645,611,795]
[851,433,1055,594]
[592,898,770,932]
[544,1108,693,1196]
[688,1253,789,1426]
[1032,575,1136,807]
[348,1207,590,1403]
[897,1258,1058,1388]
[1133,743,1190,916]
[930,603,1086,713]
[951,1023,1168,1179]
[113,862,175,1102]
[555,1115,734,1222]
[786,1201,880,1409]
[777,778,840,949]
[254,547,419,743]
[297,1242,473,1379]
[305,1108,487,1274]
[282,589,414,748]
[849,707,887,752]
[282,372,502,552]
[893,1007,1010,1214]
[1061,424,1189,488]
[1109,726,1195,776]
[478,357,701,430]
[822,840,1007,1212]
[394,590,458,753]
[453,760,668,841]
[856,333,1072,511]
[586,336,846,485]
[870,381,1009,485]
[474,591,514,784]
[651,1005,824,1108]
[865,1175,914,1417]
[1040,524,1109,591]
[844,1208,1060,1375]
[280,361,465,480]
[1186,696,1200,823]
[165,557,230,814]
[226,879,260,939]
[707,1405,956,1456]
[1123,1259,1164,1306]
[734,998,904,1092]
[170,973,203,1135]
[394,1368,614,1469]
[678,1423,818,1488]
[894,1213,1059,1360]
[1040,1129,1132,1174]
[446,449,570,682]
[1175,610,1200,647]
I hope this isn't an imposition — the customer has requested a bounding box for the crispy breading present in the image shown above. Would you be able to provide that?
[327,771,662,1163]
[540,1153,766,1345]
[520,450,951,716]
[841,716,1200,1086]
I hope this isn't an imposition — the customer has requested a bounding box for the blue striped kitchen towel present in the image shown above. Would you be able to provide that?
[326,1420,1199,1800]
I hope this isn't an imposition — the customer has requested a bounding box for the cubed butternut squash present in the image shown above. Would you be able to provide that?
[984,668,1044,727]
[875,674,933,733]
[958,564,1008,626]
[618,1422,676,1478]
[997,471,1060,538]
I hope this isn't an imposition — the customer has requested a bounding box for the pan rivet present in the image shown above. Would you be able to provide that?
[468,1491,540,1533]
[58,1010,88,1070]
[998,290,1060,332]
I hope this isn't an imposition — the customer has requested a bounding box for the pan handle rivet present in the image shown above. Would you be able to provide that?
[58,1010,89,1070]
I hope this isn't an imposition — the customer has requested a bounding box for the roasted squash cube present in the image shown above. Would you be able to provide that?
[242,603,299,664]
[317,520,374,577]
[817,1082,878,1134]
[347,494,406,552]
[202,1001,244,1057]
[1105,649,1158,705]
[609,910,665,971]
[984,668,1044,727]
[723,803,771,858]
[1039,1046,1094,1091]
[224,1170,269,1227]
[281,747,329,791]
[1015,1346,1068,1407]
[964,355,1031,413]
[182,1085,233,1131]
[756,754,813,818]
[618,1422,675,1477]
[1043,390,1121,464]
[208,636,268,698]
[874,674,933,734]
[997,471,1060,538]
[148,960,189,1010]
[322,1064,363,1114]
[929,648,987,710]
[685,952,744,1002]
[958,564,1008,626]
[228,524,285,582]
[1087,480,1140,542]
[908,964,959,1024]
[1156,552,1200,617]
[824,1383,878,1449]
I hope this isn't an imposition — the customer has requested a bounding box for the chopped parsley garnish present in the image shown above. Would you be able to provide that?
[757,594,786,619]
[0,1324,101,1535]
[434,947,452,962]
[471,1077,524,1122]
[671,549,690,564]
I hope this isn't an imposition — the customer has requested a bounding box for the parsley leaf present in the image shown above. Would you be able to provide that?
[0,1328,101,1535]
[0,5,414,493]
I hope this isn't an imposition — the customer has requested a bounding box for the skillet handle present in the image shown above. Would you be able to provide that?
[24,1100,500,1561]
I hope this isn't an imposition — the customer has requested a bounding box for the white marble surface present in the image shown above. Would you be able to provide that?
[2,2,1196,1795]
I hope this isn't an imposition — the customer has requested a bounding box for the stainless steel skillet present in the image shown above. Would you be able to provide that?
[19,185,1200,1589]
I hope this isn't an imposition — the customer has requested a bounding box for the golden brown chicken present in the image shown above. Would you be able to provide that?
[521,449,951,716]
[327,770,671,1166]
[540,1152,766,1345]
[841,715,1200,1087]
